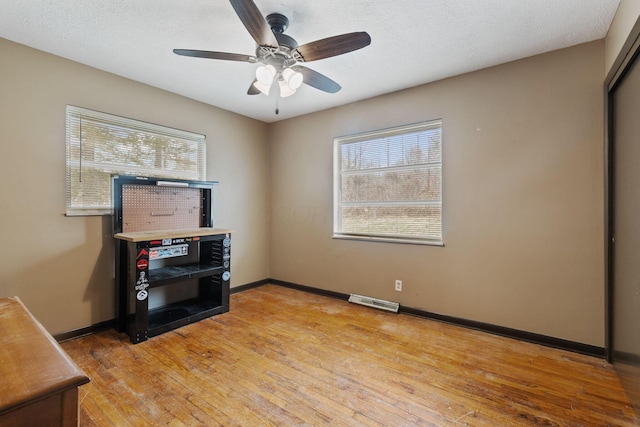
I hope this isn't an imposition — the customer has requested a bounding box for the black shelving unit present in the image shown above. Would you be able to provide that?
[112,175,231,344]
[115,230,231,343]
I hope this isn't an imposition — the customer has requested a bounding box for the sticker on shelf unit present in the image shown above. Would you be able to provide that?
[149,244,189,260]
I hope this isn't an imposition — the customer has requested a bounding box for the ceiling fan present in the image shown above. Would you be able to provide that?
[173,0,371,102]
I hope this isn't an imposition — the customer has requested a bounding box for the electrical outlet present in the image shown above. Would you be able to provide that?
[395,279,402,292]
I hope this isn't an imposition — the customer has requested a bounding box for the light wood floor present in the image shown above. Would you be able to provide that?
[62,284,639,426]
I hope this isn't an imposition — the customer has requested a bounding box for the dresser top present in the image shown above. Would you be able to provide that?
[0,297,89,414]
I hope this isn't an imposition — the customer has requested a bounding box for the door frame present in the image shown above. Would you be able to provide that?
[605,16,640,362]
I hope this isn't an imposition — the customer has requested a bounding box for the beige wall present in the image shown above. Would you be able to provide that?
[269,41,605,346]
[0,37,270,334]
[605,0,640,74]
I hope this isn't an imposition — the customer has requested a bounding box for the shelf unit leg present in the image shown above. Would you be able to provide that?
[129,242,150,343]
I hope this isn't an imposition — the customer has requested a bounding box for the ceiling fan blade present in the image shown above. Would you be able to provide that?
[229,0,279,48]
[292,65,341,93]
[173,49,256,62]
[292,32,371,62]
[247,80,261,95]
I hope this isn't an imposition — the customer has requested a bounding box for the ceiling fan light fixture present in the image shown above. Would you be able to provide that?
[278,79,296,97]
[255,64,276,85]
[282,67,303,90]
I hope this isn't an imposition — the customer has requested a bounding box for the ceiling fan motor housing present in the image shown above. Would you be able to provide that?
[266,13,288,33]
[255,14,299,70]
[262,13,298,51]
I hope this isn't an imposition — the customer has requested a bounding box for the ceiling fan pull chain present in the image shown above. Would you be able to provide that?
[275,95,280,115]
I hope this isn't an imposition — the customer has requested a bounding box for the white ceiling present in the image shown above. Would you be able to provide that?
[0,0,620,123]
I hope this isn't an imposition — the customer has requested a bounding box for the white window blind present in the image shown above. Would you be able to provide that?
[65,105,206,215]
[333,120,443,245]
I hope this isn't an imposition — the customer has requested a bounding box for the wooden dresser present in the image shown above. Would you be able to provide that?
[0,297,89,426]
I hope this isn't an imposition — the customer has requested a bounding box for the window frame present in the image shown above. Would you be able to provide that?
[65,105,206,216]
[333,120,444,246]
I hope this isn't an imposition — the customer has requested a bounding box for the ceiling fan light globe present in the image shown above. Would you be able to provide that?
[255,65,275,85]
[253,80,271,95]
[290,72,304,90]
[278,79,296,97]
[282,67,303,90]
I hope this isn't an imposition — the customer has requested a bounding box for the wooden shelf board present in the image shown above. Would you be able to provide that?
[114,228,232,242]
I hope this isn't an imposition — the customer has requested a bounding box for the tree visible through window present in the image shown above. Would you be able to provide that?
[65,106,206,215]
[333,120,442,244]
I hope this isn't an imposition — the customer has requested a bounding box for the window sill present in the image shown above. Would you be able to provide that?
[65,210,111,217]
[332,233,444,246]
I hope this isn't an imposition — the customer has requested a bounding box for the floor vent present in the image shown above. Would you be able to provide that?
[348,294,399,313]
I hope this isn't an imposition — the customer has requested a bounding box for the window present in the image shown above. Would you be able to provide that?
[333,120,443,245]
[65,106,206,215]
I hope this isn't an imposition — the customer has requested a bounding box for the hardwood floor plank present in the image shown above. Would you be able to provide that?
[62,284,639,426]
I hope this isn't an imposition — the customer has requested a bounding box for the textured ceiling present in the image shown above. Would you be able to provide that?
[0,0,620,123]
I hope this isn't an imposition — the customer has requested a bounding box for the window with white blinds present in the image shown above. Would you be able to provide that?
[65,105,206,215]
[333,120,443,245]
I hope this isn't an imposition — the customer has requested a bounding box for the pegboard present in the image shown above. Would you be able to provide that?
[121,184,202,233]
